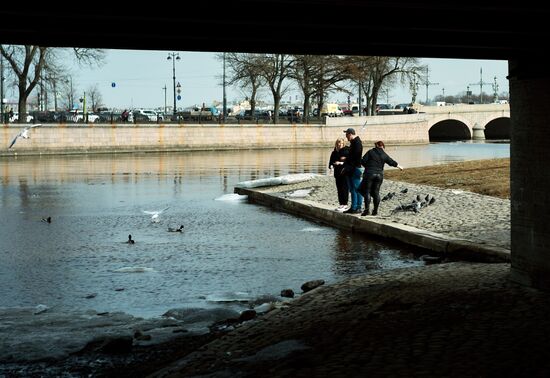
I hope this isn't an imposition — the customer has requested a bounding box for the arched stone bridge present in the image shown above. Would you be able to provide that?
[329,103,511,142]
[419,103,510,140]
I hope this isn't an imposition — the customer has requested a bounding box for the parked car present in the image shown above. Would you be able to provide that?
[342,108,354,116]
[320,103,343,117]
[190,106,219,121]
[72,111,100,123]
[31,111,57,123]
[134,109,163,122]
[53,111,73,123]
[236,109,270,121]
[376,103,392,110]
[394,103,417,114]
[95,111,123,123]
[375,103,394,115]
[394,103,410,110]
[131,110,151,122]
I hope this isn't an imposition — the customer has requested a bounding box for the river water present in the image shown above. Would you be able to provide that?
[0,141,509,363]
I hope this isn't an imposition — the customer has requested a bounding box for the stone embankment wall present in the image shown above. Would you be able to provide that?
[1,120,430,156]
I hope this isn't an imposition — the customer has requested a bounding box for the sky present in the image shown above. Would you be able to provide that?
[63,49,509,111]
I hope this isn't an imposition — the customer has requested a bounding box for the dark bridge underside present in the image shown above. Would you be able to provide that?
[485,118,511,139]
[1,2,549,60]
[429,121,471,141]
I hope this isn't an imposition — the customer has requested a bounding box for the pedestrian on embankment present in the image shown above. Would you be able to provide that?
[329,137,350,212]
[342,128,363,214]
[359,140,403,216]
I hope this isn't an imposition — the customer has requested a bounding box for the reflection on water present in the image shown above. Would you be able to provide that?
[0,143,508,318]
[0,141,509,185]
[331,231,418,273]
[384,140,510,169]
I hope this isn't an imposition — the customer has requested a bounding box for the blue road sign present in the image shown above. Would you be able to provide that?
[177,95,181,101]
[111,82,116,88]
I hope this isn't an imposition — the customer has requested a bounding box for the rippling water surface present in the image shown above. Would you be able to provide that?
[0,142,509,319]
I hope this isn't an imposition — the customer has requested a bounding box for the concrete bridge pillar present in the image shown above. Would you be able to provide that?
[509,59,550,291]
[472,123,485,140]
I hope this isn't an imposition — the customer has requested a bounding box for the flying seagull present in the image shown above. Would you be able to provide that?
[8,124,42,149]
[143,207,170,223]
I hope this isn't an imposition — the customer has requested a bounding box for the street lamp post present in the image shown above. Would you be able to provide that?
[492,76,499,103]
[358,81,362,115]
[167,52,180,116]
[222,52,227,121]
[410,75,419,104]
[0,54,4,122]
[163,85,167,115]
[0,54,4,123]
[176,82,181,110]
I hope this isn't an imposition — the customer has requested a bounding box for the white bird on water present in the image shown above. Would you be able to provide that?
[8,124,42,149]
[143,207,170,223]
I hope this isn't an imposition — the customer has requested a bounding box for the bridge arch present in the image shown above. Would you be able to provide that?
[484,117,511,140]
[428,119,471,141]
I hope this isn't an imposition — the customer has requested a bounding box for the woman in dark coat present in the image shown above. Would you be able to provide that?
[329,138,350,211]
[359,141,403,216]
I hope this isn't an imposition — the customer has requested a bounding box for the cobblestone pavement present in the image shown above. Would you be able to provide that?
[153,262,550,377]
[262,176,511,250]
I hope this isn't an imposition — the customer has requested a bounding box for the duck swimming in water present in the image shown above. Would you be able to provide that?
[126,234,135,244]
[168,225,184,232]
[41,216,51,223]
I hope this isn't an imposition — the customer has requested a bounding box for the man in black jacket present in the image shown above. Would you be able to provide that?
[359,140,403,216]
[342,128,364,214]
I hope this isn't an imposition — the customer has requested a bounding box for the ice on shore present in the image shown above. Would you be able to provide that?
[215,193,248,201]
[236,173,320,189]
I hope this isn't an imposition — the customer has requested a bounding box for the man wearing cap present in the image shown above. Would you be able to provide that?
[342,128,364,214]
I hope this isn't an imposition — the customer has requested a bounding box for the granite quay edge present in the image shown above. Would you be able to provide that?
[234,186,510,263]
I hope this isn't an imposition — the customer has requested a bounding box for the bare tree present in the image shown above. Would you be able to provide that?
[72,48,106,67]
[221,53,265,115]
[290,55,350,123]
[87,84,103,112]
[314,56,350,118]
[344,56,423,115]
[0,45,47,122]
[61,76,77,112]
[42,50,74,112]
[43,69,65,112]
[257,54,294,124]
[0,45,105,122]
[368,57,422,115]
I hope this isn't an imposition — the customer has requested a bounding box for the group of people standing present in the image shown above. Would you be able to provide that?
[329,128,403,216]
